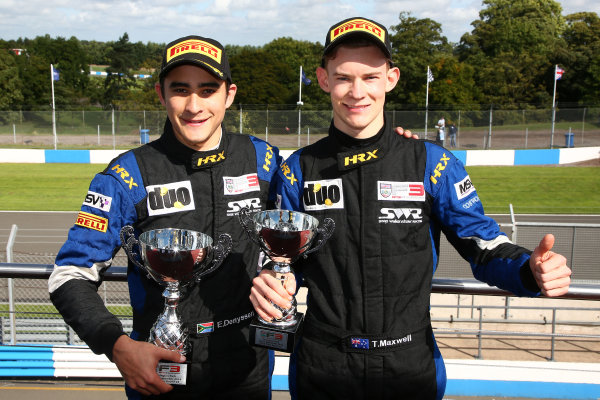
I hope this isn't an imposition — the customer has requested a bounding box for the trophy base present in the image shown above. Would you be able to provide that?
[156,360,190,385]
[249,312,304,353]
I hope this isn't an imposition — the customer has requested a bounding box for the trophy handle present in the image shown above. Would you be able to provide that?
[302,217,335,258]
[194,233,233,282]
[238,206,262,247]
[120,225,146,271]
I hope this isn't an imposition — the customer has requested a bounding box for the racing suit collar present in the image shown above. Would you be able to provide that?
[160,118,228,170]
[330,121,386,151]
[330,119,388,171]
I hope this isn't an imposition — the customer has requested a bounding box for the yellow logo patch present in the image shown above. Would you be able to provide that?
[167,39,222,64]
[331,18,385,44]
[75,211,108,233]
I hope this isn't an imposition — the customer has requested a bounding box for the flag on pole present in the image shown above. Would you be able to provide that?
[427,66,434,83]
[301,70,311,85]
[52,65,60,81]
[555,66,565,80]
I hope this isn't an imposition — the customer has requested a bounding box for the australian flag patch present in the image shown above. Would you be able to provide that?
[350,337,370,349]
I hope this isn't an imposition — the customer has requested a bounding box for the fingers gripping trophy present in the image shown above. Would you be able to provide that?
[239,208,334,352]
[120,226,232,385]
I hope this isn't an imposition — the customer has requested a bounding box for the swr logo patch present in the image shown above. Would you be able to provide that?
[379,208,423,224]
[147,181,195,216]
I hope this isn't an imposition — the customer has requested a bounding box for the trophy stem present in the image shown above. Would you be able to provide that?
[149,281,189,355]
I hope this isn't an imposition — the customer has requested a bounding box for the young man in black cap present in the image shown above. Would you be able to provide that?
[50,35,281,398]
[250,17,571,400]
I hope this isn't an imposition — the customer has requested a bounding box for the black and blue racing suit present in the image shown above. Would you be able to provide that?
[273,121,540,400]
[49,120,282,399]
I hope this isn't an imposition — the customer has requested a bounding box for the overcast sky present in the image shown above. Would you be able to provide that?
[1,0,598,47]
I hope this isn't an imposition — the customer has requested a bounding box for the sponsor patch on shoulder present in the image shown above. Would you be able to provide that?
[454,175,475,200]
[75,211,108,233]
[83,191,112,212]
[378,181,425,202]
[223,173,260,195]
[303,179,344,210]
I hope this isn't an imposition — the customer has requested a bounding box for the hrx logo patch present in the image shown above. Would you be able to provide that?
[337,147,381,170]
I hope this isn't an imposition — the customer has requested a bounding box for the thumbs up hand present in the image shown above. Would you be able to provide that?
[529,234,571,297]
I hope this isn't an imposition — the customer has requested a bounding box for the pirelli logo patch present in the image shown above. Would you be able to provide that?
[331,18,386,45]
[75,211,108,233]
[166,39,222,63]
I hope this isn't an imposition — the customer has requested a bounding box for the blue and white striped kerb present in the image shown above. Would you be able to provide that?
[0,147,598,166]
[1,346,599,398]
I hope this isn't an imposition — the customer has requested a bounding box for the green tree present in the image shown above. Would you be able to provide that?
[388,12,454,107]
[457,0,566,106]
[560,12,600,104]
[229,48,295,105]
[261,37,325,107]
[103,33,137,109]
[0,50,24,110]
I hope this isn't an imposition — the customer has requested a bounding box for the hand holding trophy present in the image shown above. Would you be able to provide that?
[239,208,334,352]
[120,226,232,385]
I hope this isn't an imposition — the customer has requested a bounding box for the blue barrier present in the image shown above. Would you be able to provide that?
[1,147,598,166]
[1,345,599,398]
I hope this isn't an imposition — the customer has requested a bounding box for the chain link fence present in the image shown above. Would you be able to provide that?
[1,107,599,150]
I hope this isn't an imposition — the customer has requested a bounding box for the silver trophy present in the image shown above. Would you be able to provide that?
[120,226,232,385]
[239,208,334,352]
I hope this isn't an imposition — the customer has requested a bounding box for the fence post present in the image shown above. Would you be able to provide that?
[239,104,243,134]
[6,224,18,345]
[550,308,557,361]
[509,203,517,243]
[111,107,115,150]
[581,107,586,145]
[487,105,493,149]
[477,306,483,359]
[570,227,576,272]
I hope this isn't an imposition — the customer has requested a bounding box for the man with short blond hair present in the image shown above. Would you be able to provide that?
[250,17,571,400]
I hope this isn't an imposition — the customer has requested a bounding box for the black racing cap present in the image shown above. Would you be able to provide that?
[159,35,232,83]
[323,17,392,59]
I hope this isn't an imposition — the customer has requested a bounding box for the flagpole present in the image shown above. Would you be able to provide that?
[50,64,57,150]
[425,66,430,140]
[298,65,303,105]
[550,64,558,149]
[297,66,304,147]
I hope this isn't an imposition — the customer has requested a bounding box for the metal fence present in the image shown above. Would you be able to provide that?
[0,212,599,359]
[1,107,599,150]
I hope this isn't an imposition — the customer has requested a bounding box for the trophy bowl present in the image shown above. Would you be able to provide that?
[120,226,232,384]
[239,208,334,352]
[253,210,321,260]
